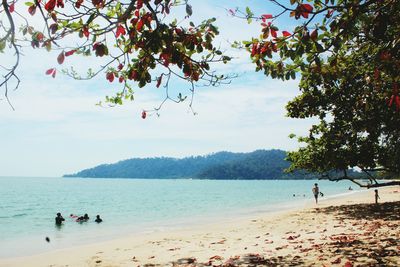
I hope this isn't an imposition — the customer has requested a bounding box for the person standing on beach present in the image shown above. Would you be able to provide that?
[312,183,319,204]
[375,189,380,204]
[55,213,65,225]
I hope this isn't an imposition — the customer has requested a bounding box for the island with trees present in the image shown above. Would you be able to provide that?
[64,149,316,179]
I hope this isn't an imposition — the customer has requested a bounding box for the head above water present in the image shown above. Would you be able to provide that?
[314,183,318,186]
[96,215,100,219]
[57,212,61,216]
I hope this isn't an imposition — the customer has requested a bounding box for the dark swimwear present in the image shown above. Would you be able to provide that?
[55,216,65,225]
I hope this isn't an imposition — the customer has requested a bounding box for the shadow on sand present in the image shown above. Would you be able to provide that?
[317,200,400,221]
[162,201,400,267]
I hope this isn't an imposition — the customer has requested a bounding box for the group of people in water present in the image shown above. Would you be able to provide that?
[55,212,102,225]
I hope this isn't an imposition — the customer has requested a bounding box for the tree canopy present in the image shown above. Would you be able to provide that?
[1,0,399,187]
[0,0,232,112]
[239,0,399,187]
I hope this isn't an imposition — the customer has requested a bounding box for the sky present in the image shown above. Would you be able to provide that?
[0,0,314,177]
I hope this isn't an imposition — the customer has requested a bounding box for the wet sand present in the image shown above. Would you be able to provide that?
[1,186,399,267]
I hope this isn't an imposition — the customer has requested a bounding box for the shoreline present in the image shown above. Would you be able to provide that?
[1,186,398,266]
[0,186,361,259]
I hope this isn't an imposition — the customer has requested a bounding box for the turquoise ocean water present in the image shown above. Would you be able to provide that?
[0,177,359,258]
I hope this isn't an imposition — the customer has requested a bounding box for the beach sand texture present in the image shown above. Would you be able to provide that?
[1,186,399,267]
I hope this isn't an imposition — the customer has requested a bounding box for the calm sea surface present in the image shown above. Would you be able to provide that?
[0,177,359,258]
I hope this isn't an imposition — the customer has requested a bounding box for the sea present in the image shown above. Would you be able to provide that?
[0,177,361,258]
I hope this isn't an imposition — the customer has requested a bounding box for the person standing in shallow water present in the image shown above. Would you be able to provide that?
[312,183,319,204]
[55,213,65,225]
[375,189,380,204]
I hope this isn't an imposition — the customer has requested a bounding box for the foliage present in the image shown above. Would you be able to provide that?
[0,0,232,112]
[64,149,314,179]
[237,0,400,187]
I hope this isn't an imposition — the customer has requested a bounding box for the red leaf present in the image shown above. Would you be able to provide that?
[92,0,103,7]
[282,31,291,37]
[49,23,58,34]
[75,0,83,8]
[57,51,65,64]
[374,68,380,80]
[261,14,273,21]
[136,19,144,31]
[45,0,56,12]
[56,0,64,8]
[270,29,277,38]
[9,3,15,13]
[302,4,313,12]
[116,24,126,38]
[396,96,400,111]
[310,29,318,41]
[28,5,36,16]
[65,50,76,57]
[300,4,313,19]
[344,261,353,267]
[36,32,44,42]
[137,0,143,9]
[106,72,114,82]
[156,76,162,88]
[118,76,124,83]
[251,43,258,57]
[141,110,146,119]
[82,26,89,38]
[118,63,124,70]
[45,68,55,75]
[388,94,396,107]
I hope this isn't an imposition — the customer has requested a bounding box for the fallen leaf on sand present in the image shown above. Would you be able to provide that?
[331,257,341,264]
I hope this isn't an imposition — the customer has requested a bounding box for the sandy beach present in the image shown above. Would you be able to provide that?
[1,186,399,267]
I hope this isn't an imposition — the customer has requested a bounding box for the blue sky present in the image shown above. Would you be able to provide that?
[0,0,314,177]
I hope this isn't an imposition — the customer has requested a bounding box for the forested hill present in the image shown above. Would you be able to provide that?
[63,149,314,180]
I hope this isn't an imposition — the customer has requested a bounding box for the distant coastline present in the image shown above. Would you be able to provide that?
[64,149,314,180]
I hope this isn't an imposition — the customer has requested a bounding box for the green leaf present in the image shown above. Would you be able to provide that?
[0,40,6,53]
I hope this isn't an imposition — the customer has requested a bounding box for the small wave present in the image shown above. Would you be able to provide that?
[12,213,28,218]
